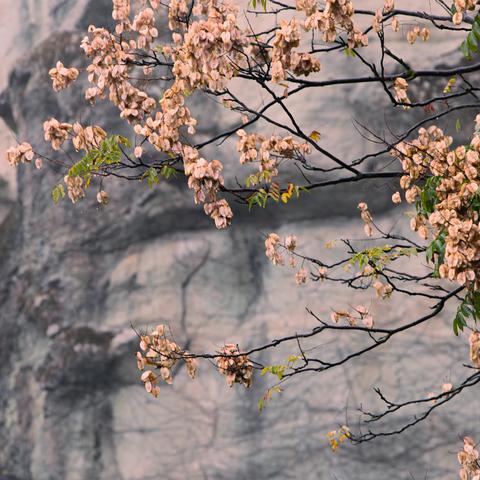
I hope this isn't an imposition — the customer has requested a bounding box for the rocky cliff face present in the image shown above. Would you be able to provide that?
[0,2,479,479]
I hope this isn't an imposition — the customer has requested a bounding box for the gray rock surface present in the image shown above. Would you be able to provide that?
[0,2,479,479]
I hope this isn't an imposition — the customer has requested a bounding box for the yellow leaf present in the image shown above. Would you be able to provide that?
[324,240,336,249]
[309,130,321,142]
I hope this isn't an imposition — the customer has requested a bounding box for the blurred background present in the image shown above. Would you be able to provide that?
[0,1,479,479]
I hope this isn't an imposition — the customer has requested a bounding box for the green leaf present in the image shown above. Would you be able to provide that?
[144,167,159,189]
[51,184,65,204]
[453,292,480,335]
[460,40,473,60]
[472,20,480,41]
[456,118,462,133]
[467,33,478,53]
[260,364,286,380]
[160,165,177,180]
[68,135,123,184]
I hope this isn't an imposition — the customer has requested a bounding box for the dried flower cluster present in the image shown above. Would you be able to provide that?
[297,0,368,48]
[44,118,108,153]
[136,324,197,398]
[5,143,34,166]
[383,0,394,13]
[265,233,309,283]
[391,16,400,32]
[372,9,383,33]
[97,190,109,204]
[112,0,132,33]
[48,61,79,92]
[171,0,247,93]
[330,305,374,328]
[426,382,454,405]
[216,343,253,388]
[43,118,72,151]
[392,122,480,287]
[372,280,393,299]
[265,233,285,266]
[457,436,480,480]
[72,123,107,151]
[236,129,311,178]
[470,331,480,367]
[270,19,320,83]
[132,7,159,49]
[357,202,374,237]
[393,77,411,108]
[452,0,476,25]
[406,26,430,44]
[81,25,156,121]
[203,199,233,229]
[64,175,85,204]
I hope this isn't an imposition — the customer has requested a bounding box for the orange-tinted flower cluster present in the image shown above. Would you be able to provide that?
[171,0,247,93]
[72,123,107,151]
[168,0,190,30]
[298,0,367,48]
[49,61,79,92]
[64,175,85,203]
[470,331,480,367]
[392,123,480,287]
[81,25,156,122]
[383,0,394,13]
[452,0,476,25]
[406,26,430,44]
[132,7,158,49]
[265,233,284,266]
[393,77,410,108]
[44,118,107,153]
[357,202,374,237]
[457,436,480,480]
[331,305,374,328]
[136,324,197,398]
[131,0,241,227]
[295,267,308,284]
[183,146,224,203]
[133,86,197,153]
[391,17,400,32]
[112,0,131,33]
[372,9,383,33]
[271,19,320,83]
[203,199,233,229]
[44,118,72,150]
[237,129,311,178]
[372,280,393,299]
[265,233,310,283]
[5,143,34,166]
[216,343,253,388]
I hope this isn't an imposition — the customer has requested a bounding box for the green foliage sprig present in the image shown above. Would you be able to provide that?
[453,290,480,335]
[68,135,131,186]
[349,245,418,272]
[460,13,480,60]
